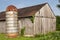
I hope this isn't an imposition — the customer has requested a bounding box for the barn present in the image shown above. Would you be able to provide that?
[0,3,56,36]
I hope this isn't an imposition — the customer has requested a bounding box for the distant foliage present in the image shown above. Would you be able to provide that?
[57,4,60,8]
[57,0,60,8]
[56,16,60,31]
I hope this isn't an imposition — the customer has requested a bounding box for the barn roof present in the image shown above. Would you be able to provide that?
[0,3,47,20]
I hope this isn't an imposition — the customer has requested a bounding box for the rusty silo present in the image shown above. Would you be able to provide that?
[6,5,18,38]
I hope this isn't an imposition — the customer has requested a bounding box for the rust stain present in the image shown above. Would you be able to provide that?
[6,5,17,12]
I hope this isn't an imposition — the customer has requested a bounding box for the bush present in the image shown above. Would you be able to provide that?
[0,31,60,40]
[34,31,60,40]
[34,33,44,37]
[20,27,25,36]
[30,16,34,23]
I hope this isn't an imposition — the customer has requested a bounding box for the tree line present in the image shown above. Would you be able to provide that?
[56,16,60,31]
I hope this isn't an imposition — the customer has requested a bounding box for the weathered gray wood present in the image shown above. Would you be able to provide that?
[0,21,6,33]
[33,4,56,35]
[19,18,34,36]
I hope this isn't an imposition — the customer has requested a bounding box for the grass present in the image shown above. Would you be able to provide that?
[0,31,60,40]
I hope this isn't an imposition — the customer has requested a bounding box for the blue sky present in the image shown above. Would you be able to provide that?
[0,0,60,15]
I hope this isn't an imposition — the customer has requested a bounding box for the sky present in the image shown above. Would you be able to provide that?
[0,0,60,16]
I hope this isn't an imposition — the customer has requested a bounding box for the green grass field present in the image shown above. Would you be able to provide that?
[0,31,60,40]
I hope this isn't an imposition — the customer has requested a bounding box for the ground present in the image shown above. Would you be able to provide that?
[0,31,60,40]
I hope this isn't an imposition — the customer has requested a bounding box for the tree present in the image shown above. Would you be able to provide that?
[56,16,60,31]
[57,0,60,8]
[57,4,60,8]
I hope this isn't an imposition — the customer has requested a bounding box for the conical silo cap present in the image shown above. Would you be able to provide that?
[6,5,17,12]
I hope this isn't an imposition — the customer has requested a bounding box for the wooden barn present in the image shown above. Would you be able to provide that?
[0,3,56,36]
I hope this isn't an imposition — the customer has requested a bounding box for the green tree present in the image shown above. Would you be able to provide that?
[56,16,60,31]
[57,0,60,8]
[57,4,60,8]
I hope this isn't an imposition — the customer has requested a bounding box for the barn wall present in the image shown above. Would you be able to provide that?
[34,4,56,34]
[0,21,6,33]
[18,18,34,36]
[40,4,56,33]
[34,11,42,34]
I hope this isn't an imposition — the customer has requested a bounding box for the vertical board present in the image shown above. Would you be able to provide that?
[47,18,51,33]
[41,18,48,34]
[52,18,56,31]
[34,16,41,34]
[34,11,42,34]
[0,21,6,33]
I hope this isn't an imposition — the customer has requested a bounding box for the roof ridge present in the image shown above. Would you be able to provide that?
[18,3,47,10]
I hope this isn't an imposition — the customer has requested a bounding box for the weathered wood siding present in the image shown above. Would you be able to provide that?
[34,11,42,34]
[19,18,34,36]
[0,21,6,33]
[34,4,56,34]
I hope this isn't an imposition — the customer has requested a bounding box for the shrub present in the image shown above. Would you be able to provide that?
[20,27,25,36]
[30,16,34,23]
